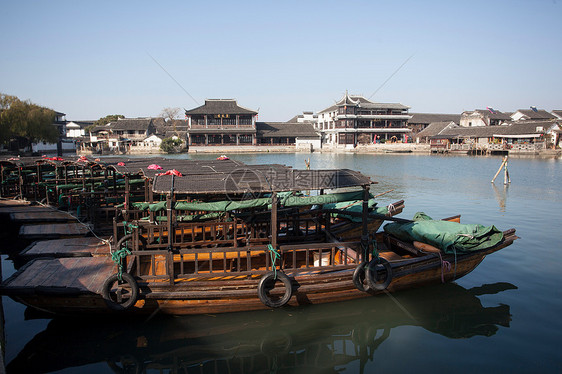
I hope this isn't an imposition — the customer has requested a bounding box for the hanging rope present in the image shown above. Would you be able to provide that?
[453,248,458,280]
[111,247,131,281]
[436,252,452,283]
[267,244,281,279]
[371,237,380,260]
[122,220,139,236]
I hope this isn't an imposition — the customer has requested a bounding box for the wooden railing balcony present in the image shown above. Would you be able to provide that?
[190,124,254,129]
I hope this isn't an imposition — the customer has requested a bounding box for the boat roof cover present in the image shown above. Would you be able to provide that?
[152,167,372,194]
[383,212,504,254]
[100,158,249,178]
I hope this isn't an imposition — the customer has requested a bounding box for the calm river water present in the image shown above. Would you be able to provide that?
[2,153,561,373]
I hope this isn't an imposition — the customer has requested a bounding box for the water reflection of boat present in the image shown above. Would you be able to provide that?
[7,282,516,373]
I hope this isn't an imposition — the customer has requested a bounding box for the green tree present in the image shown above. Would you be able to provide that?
[160,137,183,153]
[94,114,125,127]
[0,93,58,144]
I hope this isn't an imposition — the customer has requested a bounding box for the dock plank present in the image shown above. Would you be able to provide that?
[21,237,110,259]
[19,223,90,239]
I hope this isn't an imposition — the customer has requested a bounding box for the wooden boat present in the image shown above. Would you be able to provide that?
[0,161,517,316]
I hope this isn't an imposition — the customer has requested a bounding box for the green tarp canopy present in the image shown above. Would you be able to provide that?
[322,198,386,222]
[175,198,272,212]
[383,212,504,254]
[281,191,364,207]
[131,190,367,213]
[139,212,223,222]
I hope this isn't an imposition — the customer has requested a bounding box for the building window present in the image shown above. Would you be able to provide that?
[239,135,252,143]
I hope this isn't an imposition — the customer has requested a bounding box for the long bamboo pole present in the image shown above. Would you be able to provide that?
[491,156,507,183]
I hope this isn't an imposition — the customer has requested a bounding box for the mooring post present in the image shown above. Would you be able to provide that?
[361,185,370,262]
[271,192,278,249]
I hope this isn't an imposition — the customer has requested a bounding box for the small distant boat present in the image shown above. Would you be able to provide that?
[217,155,229,160]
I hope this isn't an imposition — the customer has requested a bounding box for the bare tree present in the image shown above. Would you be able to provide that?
[160,107,181,122]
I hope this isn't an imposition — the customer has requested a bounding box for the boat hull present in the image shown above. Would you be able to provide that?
[5,235,514,316]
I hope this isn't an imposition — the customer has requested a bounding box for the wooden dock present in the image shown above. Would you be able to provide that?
[19,223,91,240]
[20,237,111,260]
[1,257,116,295]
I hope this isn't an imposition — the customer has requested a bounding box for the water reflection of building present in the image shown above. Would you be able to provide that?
[8,282,515,373]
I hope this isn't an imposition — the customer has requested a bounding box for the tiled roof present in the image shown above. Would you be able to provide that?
[319,93,409,114]
[335,92,361,106]
[107,119,153,131]
[409,113,460,124]
[185,100,258,115]
[286,113,318,123]
[514,109,557,120]
[154,119,189,135]
[465,110,512,120]
[551,110,562,119]
[437,121,559,138]
[416,121,458,138]
[256,122,320,138]
[164,131,187,138]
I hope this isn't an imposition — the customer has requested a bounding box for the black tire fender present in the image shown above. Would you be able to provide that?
[352,262,370,292]
[102,272,139,311]
[366,257,393,291]
[257,272,293,308]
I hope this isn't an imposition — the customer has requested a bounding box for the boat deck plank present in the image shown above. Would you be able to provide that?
[20,237,110,259]
[0,199,30,207]
[0,206,51,215]
[18,223,90,239]
[3,257,115,294]
[84,259,116,294]
[10,211,78,223]
[21,259,69,287]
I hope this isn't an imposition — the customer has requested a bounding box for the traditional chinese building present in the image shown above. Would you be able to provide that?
[185,99,258,146]
[316,92,412,147]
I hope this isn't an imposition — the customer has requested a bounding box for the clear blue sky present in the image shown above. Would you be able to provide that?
[1,0,561,121]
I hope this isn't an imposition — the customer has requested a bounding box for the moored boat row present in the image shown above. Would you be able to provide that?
[0,155,517,316]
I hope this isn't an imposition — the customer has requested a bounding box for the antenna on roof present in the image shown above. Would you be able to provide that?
[369,54,414,100]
